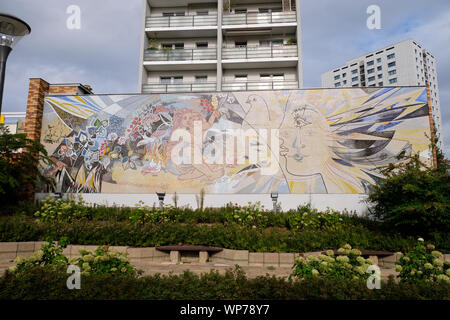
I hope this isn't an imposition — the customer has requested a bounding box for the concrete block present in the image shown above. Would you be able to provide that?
[199,251,209,264]
[170,251,180,263]
[368,256,379,266]
[263,253,279,267]
[303,251,323,257]
[62,245,71,257]
[233,250,249,261]
[209,249,234,263]
[127,248,142,259]
[0,242,18,253]
[249,253,264,266]
[153,249,169,262]
[279,253,295,267]
[109,246,128,254]
[34,242,45,250]
[0,252,17,262]
[17,242,35,253]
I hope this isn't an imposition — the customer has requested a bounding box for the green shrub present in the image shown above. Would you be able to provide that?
[291,244,374,280]
[395,238,450,283]
[0,125,54,205]
[224,202,269,228]
[128,201,174,225]
[10,237,69,273]
[34,196,90,222]
[73,245,142,277]
[287,205,344,231]
[368,152,450,239]
[1,266,449,300]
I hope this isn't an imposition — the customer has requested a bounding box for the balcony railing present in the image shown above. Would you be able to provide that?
[223,11,296,25]
[144,48,217,61]
[142,82,217,93]
[146,15,218,28]
[222,80,298,91]
[222,45,297,60]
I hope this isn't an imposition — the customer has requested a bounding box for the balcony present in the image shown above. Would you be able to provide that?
[223,11,296,26]
[146,15,217,28]
[142,82,217,93]
[222,80,298,91]
[144,48,217,62]
[222,45,298,60]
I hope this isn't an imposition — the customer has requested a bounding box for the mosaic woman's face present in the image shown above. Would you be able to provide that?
[279,106,332,177]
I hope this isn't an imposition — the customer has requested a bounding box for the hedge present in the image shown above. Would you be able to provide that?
[1,266,449,300]
[1,216,447,253]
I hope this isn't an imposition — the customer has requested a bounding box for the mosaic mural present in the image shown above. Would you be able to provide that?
[39,87,432,194]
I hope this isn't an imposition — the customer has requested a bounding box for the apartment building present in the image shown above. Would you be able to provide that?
[322,39,444,149]
[138,0,302,93]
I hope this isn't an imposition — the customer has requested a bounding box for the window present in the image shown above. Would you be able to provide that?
[163,12,185,16]
[352,76,358,82]
[367,60,374,66]
[369,84,376,87]
[388,62,396,68]
[260,73,284,80]
[259,40,270,47]
[196,11,208,16]
[378,82,383,86]
[367,68,375,74]
[195,76,207,83]
[235,9,247,14]
[387,53,395,59]
[377,58,382,63]
[235,74,248,81]
[351,69,358,74]
[342,73,347,78]
[258,8,269,13]
[334,75,340,80]
[389,78,397,84]
[343,80,347,85]
[335,82,341,88]
[388,70,396,76]
[378,74,383,79]
[352,84,359,87]
[162,43,184,49]
[368,76,375,82]
[160,76,183,84]
[377,66,382,71]
[271,39,283,46]
[196,42,208,48]
[235,41,247,48]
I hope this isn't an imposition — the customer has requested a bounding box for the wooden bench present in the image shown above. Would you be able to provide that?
[156,245,223,264]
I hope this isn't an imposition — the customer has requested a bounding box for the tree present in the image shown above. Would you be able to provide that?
[0,125,54,205]
[367,134,449,239]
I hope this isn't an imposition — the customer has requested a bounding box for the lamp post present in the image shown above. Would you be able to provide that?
[0,13,31,114]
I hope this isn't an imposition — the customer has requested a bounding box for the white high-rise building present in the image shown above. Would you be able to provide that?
[322,39,443,149]
[138,0,303,94]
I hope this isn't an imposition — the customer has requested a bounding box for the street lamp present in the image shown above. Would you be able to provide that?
[0,13,31,113]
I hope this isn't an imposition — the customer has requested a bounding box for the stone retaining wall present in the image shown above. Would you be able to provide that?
[1,242,449,268]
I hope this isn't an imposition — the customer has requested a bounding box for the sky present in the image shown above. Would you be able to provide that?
[1,0,449,156]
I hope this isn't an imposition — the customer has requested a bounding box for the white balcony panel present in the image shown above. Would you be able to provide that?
[146,15,217,28]
[143,83,217,93]
[222,45,297,60]
[223,12,296,25]
[222,80,298,91]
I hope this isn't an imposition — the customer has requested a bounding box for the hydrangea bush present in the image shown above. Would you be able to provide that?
[287,205,344,231]
[10,237,69,273]
[34,196,90,222]
[290,244,374,280]
[395,238,449,283]
[224,202,269,228]
[128,200,174,225]
[73,245,142,277]
[9,238,141,278]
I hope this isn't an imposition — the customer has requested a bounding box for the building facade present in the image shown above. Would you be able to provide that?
[138,0,303,94]
[322,39,444,149]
